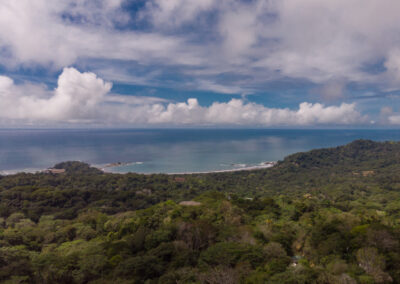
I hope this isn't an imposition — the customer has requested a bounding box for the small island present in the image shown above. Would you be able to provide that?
[103,162,132,168]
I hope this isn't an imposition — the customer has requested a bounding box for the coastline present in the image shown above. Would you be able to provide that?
[101,161,277,175]
[0,168,42,176]
[0,161,277,176]
[165,162,277,175]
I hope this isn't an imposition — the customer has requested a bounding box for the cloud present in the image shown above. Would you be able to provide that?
[1,0,400,116]
[377,106,400,125]
[381,106,393,116]
[3,0,400,92]
[388,115,400,125]
[0,68,366,126]
[0,0,199,69]
[384,49,400,86]
[254,0,400,83]
[111,98,366,126]
[50,67,113,120]
[0,68,111,123]
[218,2,260,58]
[141,0,216,28]
[105,94,168,105]
[194,80,251,95]
[312,79,347,101]
[203,100,364,126]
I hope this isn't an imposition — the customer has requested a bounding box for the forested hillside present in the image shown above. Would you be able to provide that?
[1,140,400,283]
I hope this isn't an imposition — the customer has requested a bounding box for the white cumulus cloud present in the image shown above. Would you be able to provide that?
[0,68,366,126]
[0,68,111,123]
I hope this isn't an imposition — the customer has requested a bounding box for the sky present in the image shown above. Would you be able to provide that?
[1,0,400,127]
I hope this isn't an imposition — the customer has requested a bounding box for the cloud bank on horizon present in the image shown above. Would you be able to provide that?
[0,67,365,126]
[1,0,400,126]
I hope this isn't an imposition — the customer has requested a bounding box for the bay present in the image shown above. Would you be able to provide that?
[0,129,399,174]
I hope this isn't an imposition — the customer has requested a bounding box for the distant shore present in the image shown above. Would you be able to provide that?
[164,162,277,175]
[101,161,277,175]
[0,161,277,176]
[0,169,38,175]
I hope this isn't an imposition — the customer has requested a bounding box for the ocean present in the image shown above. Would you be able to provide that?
[1,129,400,174]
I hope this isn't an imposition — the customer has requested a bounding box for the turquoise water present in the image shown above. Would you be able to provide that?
[1,129,400,174]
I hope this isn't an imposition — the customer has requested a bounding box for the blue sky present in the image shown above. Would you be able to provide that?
[1,0,400,127]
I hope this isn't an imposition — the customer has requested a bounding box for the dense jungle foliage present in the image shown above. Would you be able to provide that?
[1,139,400,283]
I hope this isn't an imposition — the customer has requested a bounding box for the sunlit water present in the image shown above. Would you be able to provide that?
[1,129,400,174]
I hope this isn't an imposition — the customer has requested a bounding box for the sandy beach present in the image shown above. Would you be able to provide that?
[100,161,277,175]
[165,162,277,175]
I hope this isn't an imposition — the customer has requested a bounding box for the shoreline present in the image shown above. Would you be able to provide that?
[0,161,277,176]
[102,162,277,175]
[165,163,277,175]
[0,168,42,176]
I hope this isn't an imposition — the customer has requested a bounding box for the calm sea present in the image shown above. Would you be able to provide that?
[0,129,400,174]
